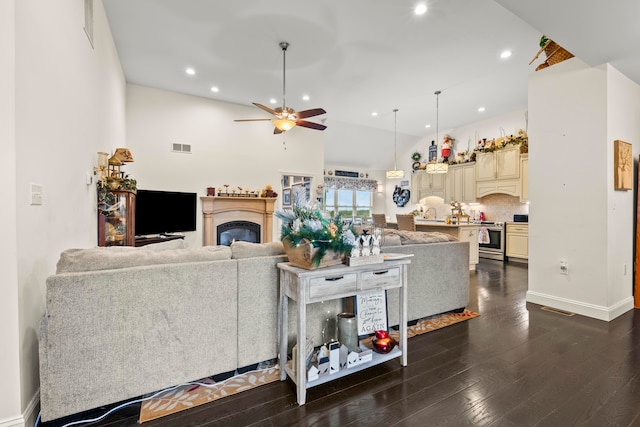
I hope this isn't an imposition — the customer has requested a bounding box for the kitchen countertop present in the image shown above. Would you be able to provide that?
[387,219,479,228]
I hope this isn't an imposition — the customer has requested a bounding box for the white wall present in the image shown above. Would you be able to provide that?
[125,84,325,246]
[527,58,638,320]
[11,0,126,423]
[606,65,640,307]
[0,1,22,426]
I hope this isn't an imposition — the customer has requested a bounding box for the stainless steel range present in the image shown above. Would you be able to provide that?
[477,222,505,261]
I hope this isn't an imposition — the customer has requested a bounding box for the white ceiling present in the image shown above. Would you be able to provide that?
[103,0,640,168]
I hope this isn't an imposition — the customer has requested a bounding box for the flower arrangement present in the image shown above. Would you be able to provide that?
[275,196,359,267]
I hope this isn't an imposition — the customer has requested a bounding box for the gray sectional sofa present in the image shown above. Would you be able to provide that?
[38,232,469,422]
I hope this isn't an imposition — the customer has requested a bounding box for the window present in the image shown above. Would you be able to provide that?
[325,188,373,220]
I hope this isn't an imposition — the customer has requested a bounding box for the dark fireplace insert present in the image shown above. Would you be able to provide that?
[217,221,261,246]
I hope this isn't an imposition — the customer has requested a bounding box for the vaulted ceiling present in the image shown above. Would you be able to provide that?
[103,0,640,168]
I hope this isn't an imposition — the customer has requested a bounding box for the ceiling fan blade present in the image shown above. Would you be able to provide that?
[253,103,278,116]
[273,127,284,135]
[295,108,326,119]
[296,120,327,131]
[234,118,272,122]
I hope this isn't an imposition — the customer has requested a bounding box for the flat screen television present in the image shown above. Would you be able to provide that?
[135,189,197,236]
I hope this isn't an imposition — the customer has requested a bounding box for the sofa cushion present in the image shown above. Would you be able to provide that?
[56,246,232,273]
[230,241,286,259]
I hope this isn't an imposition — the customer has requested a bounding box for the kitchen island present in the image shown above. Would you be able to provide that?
[387,219,479,270]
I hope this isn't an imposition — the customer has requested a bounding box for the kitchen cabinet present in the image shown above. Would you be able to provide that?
[506,223,528,261]
[476,147,520,181]
[520,154,529,202]
[410,171,446,202]
[447,162,476,203]
[475,147,521,198]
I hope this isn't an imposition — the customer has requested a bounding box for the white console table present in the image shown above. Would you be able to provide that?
[277,258,411,405]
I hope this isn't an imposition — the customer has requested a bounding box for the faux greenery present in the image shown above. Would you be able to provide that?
[275,195,359,267]
[97,174,137,216]
[539,35,549,47]
[411,151,422,162]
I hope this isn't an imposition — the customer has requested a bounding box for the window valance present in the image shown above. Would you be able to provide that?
[324,176,377,191]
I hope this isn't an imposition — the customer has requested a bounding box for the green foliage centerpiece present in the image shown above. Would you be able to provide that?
[276,196,359,269]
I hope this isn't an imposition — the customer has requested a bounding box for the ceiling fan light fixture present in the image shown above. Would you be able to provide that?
[273,118,296,131]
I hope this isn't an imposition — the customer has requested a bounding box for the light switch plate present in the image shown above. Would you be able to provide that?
[30,183,43,205]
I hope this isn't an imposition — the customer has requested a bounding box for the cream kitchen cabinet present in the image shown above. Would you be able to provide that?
[520,154,528,202]
[475,147,521,198]
[506,223,528,261]
[475,147,520,181]
[458,226,480,267]
[447,162,476,203]
[411,171,446,202]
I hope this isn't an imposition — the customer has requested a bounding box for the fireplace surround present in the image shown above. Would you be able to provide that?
[201,196,277,246]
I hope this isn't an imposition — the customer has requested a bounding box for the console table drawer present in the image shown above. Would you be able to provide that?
[308,273,357,299]
[359,267,401,290]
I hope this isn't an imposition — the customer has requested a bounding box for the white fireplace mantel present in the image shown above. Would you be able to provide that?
[201,196,277,246]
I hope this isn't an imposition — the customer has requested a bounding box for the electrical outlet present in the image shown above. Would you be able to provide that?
[560,261,568,275]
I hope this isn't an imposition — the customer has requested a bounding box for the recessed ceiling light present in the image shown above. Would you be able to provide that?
[210,86,219,93]
[302,94,310,101]
[269,98,277,104]
[414,3,427,15]
[478,107,486,112]
[425,124,431,128]
[500,50,512,59]
[185,67,195,76]
[372,112,378,117]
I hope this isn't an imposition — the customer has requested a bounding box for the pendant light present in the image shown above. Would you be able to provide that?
[426,90,448,174]
[386,109,404,179]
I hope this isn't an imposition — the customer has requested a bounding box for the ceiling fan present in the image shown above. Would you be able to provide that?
[234,41,327,134]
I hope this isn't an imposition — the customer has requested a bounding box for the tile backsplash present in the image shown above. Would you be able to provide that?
[417,193,528,222]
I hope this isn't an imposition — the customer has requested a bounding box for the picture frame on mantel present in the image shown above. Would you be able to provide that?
[614,140,632,190]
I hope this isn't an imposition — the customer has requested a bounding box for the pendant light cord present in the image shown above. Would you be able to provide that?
[435,90,441,151]
[393,108,398,170]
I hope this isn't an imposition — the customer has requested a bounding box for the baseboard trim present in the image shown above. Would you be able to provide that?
[1,389,40,427]
[0,415,25,427]
[526,291,634,321]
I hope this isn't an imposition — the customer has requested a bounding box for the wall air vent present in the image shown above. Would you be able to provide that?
[171,143,192,154]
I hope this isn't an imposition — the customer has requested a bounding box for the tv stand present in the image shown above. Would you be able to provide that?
[134,235,185,247]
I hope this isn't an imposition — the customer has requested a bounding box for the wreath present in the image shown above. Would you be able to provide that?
[411,152,422,162]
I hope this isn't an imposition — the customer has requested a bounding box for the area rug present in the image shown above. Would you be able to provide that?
[139,309,479,423]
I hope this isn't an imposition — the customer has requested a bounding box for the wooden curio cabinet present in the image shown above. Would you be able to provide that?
[98,189,136,246]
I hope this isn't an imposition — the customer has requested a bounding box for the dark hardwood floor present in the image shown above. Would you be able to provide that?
[40,260,640,427]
